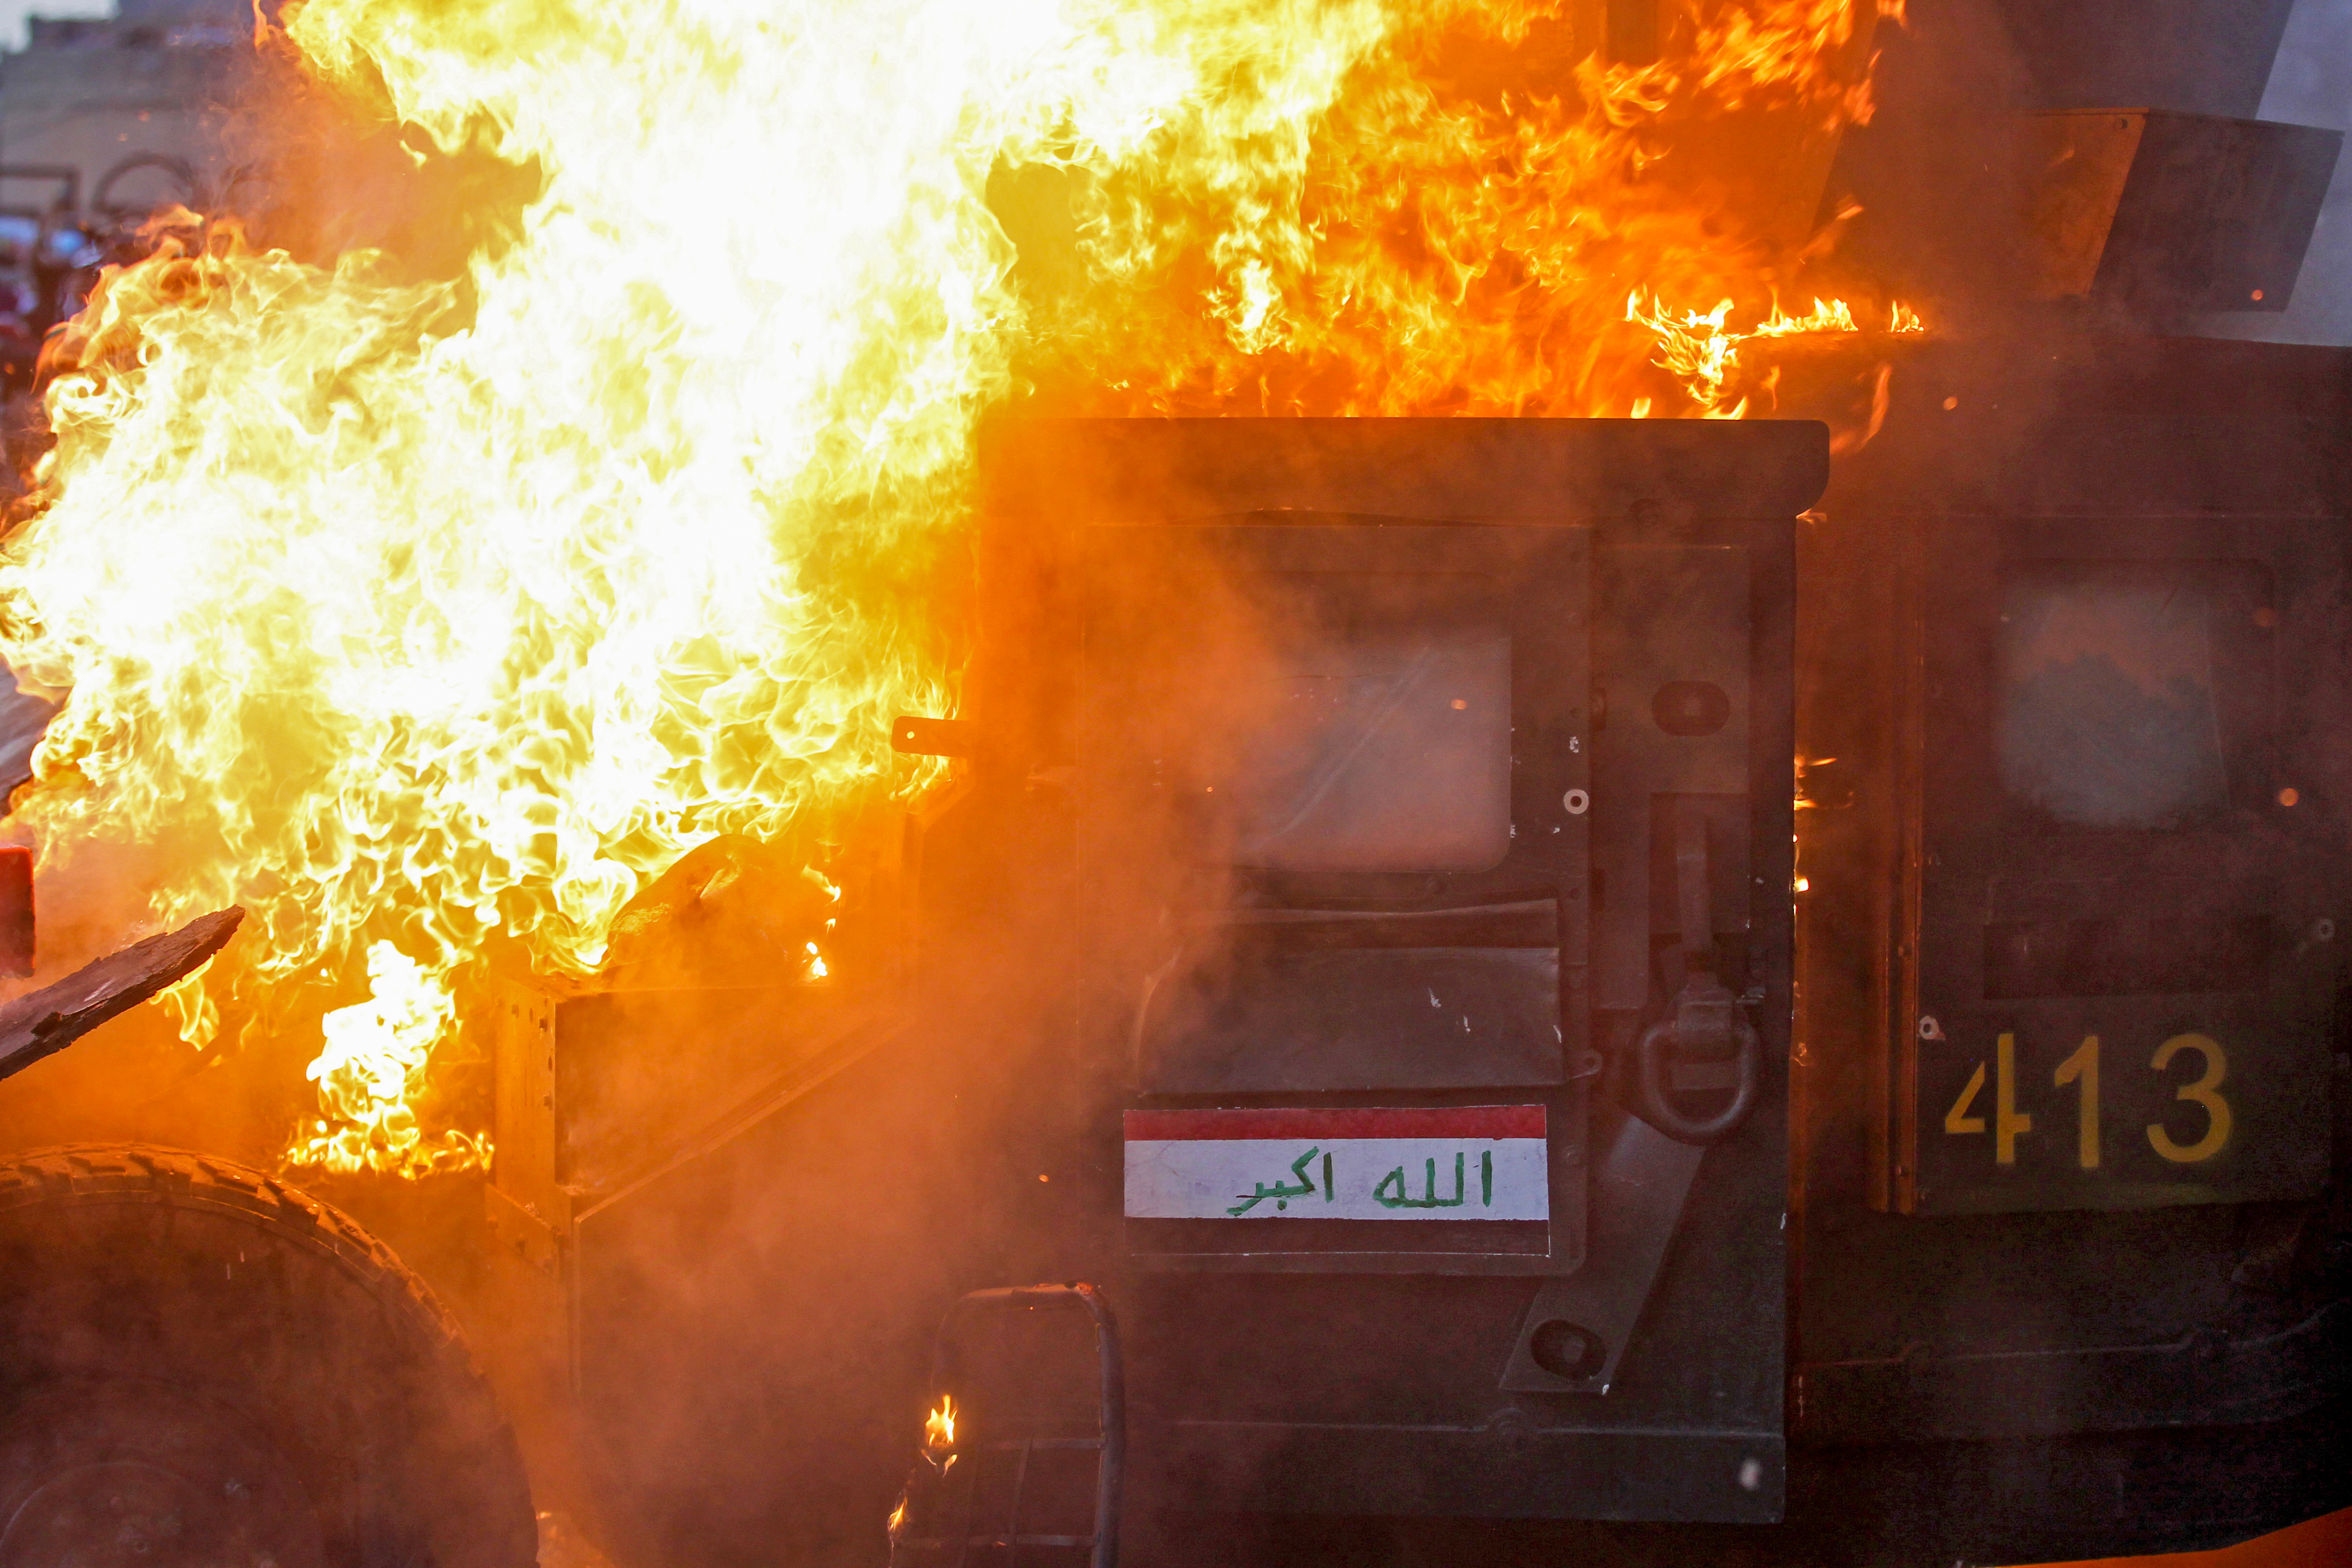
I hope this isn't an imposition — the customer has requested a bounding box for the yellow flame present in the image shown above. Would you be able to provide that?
[1022,0,1912,417]
[1625,287,1917,413]
[0,0,1911,1172]
[292,941,492,1175]
[925,1394,957,1455]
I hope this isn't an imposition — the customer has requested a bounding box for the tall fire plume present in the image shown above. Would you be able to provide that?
[0,0,1907,1173]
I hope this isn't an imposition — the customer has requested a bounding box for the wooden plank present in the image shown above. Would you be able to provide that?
[0,906,243,1083]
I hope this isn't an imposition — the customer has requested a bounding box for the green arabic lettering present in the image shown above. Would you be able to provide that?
[1227,1146,1322,1216]
[1373,1152,1469,1209]
[1424,1153,1466,1208]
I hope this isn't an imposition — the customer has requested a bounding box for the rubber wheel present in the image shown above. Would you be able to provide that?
[0,1145,536,1567]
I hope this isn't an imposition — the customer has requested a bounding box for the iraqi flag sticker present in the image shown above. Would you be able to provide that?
[1123,1105,1548,1221]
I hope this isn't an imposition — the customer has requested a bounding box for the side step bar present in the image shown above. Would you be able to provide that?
[889,1283,1125,1568]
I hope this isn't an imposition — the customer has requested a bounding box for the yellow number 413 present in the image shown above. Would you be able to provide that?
[1943,1033,2232,1170]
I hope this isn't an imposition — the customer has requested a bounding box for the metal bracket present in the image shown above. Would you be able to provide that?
[485,1182,564,1277]
[1500,1108,1705,1393]
[1632,802,1761,1144]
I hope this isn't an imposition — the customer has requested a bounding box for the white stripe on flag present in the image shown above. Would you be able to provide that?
[1124,1137,1548,1221]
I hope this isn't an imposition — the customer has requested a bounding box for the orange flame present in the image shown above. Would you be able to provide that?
[0,0,1913,1172]
[925,1395,957,1457]
[1625,290,1921,416]
[1018,0,1915,418]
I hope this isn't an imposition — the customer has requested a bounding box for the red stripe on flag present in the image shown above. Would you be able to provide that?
[1123,1105,1545,1142]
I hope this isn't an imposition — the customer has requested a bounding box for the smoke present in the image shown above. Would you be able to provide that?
[2204,0,2352,344]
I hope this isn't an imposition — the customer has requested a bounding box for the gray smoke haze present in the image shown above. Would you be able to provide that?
[2205,0,2352,344]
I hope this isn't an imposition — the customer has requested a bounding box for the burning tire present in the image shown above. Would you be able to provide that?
[0,1144,535,1567]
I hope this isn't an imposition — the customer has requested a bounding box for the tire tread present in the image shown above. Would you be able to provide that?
[0,1143,469,1354]
[0,1140,534,1568]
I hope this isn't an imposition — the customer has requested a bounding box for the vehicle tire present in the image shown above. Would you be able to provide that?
[0,1144,536,1567]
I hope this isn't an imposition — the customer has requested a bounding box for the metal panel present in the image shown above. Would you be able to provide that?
[1137,947,1565,1093]
[1797,339,2352,1518]
[1080,517,1597,1275]
[1075,480,1803,1521]
[1592,545,1752,1010]
[487,978,563,1274]
[2021,111,2342,314]
[1151,1422,1782,1523]
[985,418,1830,526]
[1992,0,2299,119]
[1893,515,2347,1215]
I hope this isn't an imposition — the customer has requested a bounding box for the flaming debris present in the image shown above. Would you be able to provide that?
[0,0,1909,1172]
